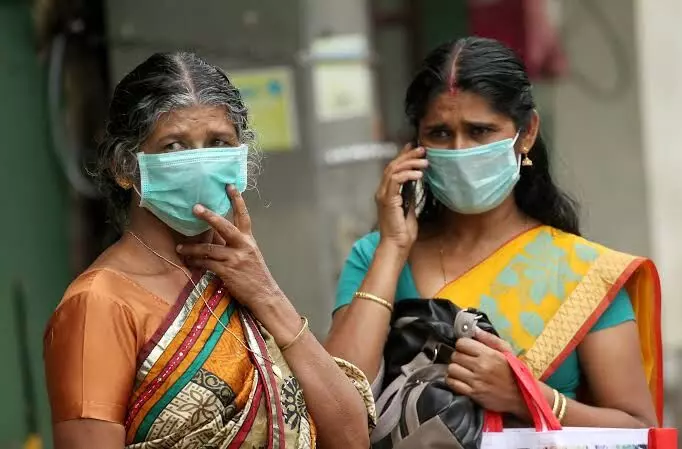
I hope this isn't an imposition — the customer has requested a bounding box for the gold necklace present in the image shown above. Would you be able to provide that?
[126,230,279,373]
[438,239,447,286]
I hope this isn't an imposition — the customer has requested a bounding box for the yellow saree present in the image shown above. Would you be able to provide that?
[435,225,663,424]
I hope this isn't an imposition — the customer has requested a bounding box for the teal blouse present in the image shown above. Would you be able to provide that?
[334,232,635,398]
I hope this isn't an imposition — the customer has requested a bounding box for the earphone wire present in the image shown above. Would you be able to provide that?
[125,230,277,367]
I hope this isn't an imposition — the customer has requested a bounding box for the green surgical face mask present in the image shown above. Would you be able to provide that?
[135,145,248,236]
[425,133,520,214]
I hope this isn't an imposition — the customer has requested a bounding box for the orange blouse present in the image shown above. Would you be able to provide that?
[44,268,171,424]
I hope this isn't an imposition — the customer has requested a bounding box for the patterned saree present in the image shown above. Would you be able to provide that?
[124,271,374,448]
[435,225,664,424]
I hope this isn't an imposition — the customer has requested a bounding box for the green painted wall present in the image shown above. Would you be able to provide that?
[0,2,71,448]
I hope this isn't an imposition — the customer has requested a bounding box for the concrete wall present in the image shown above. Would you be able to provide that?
[551,0,650,257]
[635,0,682,351]
[549,0,681,352]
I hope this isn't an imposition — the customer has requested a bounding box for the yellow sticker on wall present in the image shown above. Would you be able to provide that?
[230,67,299,152]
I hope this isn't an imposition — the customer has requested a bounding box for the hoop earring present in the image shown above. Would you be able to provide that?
[521,147,533,167]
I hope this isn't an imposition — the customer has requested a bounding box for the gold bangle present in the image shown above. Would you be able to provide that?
[551,388,560,416]
[280,316,309,352]
[557,393,568,423]
[353,291,393,313]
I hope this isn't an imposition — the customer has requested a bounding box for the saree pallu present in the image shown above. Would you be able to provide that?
[435,225,664,424]
[125,271,375,448]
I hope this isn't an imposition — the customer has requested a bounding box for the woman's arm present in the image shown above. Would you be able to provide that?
[252,295,371,449]
[454,322,658,428]
[520,321,657,428]
[53,420,124,449]
[45,291,137,449]
[325,241,406,381]
[326,145,427,380]
[180,189,376,448]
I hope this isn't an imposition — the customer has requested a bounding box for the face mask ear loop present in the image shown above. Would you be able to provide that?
[512,131,522,173]
[132,181,144,206]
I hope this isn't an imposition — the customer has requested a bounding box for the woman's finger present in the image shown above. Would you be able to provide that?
[455,337,485,357]
[445,377,473,397]
[451,351,479,372]
[474,328,513,353]
[186,258,225,278]
[377,145,424,198]
[227,185,251,234]
[176,243,232,261]
[386,171,424,197]
[393,157,429,173]
[447,362,475,383]
[192,204,242,246]
[212,230,227,246]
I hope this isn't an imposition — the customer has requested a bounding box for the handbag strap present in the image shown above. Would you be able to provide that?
[371,353,441,443]
[485,352,562,432]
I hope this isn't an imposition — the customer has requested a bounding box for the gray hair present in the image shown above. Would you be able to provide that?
[95,51,260,229]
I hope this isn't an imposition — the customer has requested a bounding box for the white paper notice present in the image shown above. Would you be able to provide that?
[312,62,372,122]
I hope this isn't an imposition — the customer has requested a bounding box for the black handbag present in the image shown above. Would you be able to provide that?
[370,298,499,449]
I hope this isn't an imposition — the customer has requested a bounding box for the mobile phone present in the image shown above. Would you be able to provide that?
[401,140,420,217]
[401,180,415,218]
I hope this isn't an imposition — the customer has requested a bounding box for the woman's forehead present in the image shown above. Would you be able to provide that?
[422,91,506,125]
[151,105,237,137]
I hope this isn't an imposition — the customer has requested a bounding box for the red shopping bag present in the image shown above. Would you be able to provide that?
[482,352,677,449]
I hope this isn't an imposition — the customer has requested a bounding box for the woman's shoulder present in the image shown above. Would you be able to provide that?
[546,227,640,260]
[54,267,168,327]
[52,269,136,324]
[349,231,382,258]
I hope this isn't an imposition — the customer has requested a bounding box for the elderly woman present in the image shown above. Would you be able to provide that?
[44,52,374,449]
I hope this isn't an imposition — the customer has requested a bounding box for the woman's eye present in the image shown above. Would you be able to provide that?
[470,126,492,137]
[429,129,451,139]
[211,139,230,147]
[164,142,185,151]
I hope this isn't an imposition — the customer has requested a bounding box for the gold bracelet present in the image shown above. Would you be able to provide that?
[557,393,568,423]
[353,291,394,313]
[551,388,560,417]
[280,316,309,352]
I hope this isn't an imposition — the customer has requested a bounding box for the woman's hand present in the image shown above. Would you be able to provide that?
[445,328,526,416]
[176,185,283,309]
[375,144,428,256]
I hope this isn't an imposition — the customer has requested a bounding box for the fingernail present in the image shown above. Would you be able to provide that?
[193,204,205,214]
[176,244,183,252]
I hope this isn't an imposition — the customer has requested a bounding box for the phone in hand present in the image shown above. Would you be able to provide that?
[401,180,415,218]
[401,140,421,217]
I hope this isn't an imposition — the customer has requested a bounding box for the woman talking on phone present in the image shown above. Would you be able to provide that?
[326,37,662,428]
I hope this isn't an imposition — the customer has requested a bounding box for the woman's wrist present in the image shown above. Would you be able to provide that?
[376,239,411,266]
[509,381,555,422]
[249,293,304,347]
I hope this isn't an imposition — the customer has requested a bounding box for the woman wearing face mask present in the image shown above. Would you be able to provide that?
[326,37,662,429]
[44,52,374,449]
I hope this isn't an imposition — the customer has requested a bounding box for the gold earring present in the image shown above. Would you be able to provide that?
[116,176,133,190]
[521,147,533,167]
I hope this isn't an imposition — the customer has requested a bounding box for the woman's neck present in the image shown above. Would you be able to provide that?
[124,208,213,269]
[437,197,535,246]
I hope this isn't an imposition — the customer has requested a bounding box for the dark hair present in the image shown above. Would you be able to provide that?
[405,37,580,235]
[95,51,257,229]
